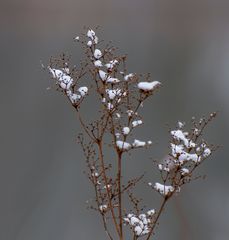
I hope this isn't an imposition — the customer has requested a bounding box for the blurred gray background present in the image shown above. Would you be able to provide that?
[0,0,229,239]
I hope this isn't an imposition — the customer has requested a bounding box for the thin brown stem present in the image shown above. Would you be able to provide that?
[117,152,123,240]
[75,109,96,141]
[146,197,168,240]
[98,141,121,238]
[102,215,114,240]
[93,175,114,240]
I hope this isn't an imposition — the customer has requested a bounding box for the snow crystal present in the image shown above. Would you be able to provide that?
[137,81,161,92]
[106,77,120,83]
[107,102,114,110]
[180,168,189,176]
[63,67,70,74]
[99,205,108,212]
[171,143,184,157]
[132,120,143,128]
[49,67,73,90]
[94,36,99,44]
[147,209,155,216]
[99,70,108,81]
[87,40,93,47]
[194,128,200,135]
[171,130,196,148]
[87,29,96,39]
[124,212,153,236]
[105,59,118,70]
[78,86,88,96]
[158,164,169,172]
[124,73,134,81]
[132,139,146,148]
[91,172,99,177]
[103,184,112,189]
[152,182,174,196]
[178,151,199,164]
[116,113,121,118]
[203,148,211,157]
[116,140,131,151]
[67,90,81,104]
[130,216,140,225]
[134,226,142,236]
[127,110,134,117]
[94,49,102,59]
[94,60,103,67]
[106,89,122,100]
[178,121,185,129]
[171,143,200,164]
[122,127,130,135]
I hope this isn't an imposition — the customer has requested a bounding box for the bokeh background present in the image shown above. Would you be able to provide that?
[1,0,229,239]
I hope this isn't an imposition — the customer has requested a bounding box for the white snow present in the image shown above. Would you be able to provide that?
[106,77,120,83]
[180,168,190,176]
[105,59,118,69]
[171,143,200,164]
[116,140,131,151]
[134,226,142,236]
[91,172,99,177]
[158,164,170,172]
[171,130,196,148]
[130,216,140,225]
[107,102,114,110]
[99,205,108,212]
[93,36,99,44]
[152,182,174,196]
[106,89,122,100]
[132,120,143,128]
[132,139,146,148]
[67,90,81,104]
[147,209,155,216]
[122,127,130,135]
[78,86,88,96]
[87,40,93,47]
[171,143,184,157]
[87,29,96,39]
[124,212,153,236]
[94,60,103,67]
[178,121,185,129]
[116,113,121,118]
[178,151,199,163]
[127,110,134,117]
[124,73,134,81]
[193,128,200,135]
[137,81,161,92]
[99,70,108,81]
[48,67,73,90]
[94,49,102,59]
[203,148,211,157]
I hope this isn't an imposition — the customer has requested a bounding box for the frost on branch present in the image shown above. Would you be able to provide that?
[150,113,216,200]
[48,67,73,90]
[149,182,174,197]
[46,28,217,240]
[116,140,131,151]
[123,209,156,237]
[137,81,161,92]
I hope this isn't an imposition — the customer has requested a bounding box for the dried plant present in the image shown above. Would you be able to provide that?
[46,28,217,240]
